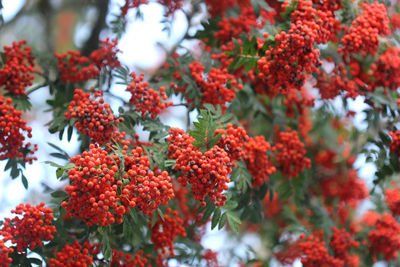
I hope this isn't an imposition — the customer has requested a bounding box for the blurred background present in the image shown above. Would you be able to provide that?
[0,0,381,266]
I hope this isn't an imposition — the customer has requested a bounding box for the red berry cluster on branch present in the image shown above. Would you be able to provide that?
[47,241,100,267]
[89,38,121,70]
[389,130,400,155]
[274,128,311,178]
[257,0,339,95]
[385,187,400,215]
[243,136,276,187]
[339,1,389,57]
[111,249,152,267]
[0,40,35,95]
[168,128,231,206]
[298,234,345,267]
[215,123,249,162]
[370,47,400,91]
[188,61,242,112]
[55,39,120,83]
[202,249,220,267]
[150,208,186,265]
[0,240,13,267]
[0,96,37,163]
[330,227,360,266]
[121,0,148,17]
[0,203,56,253]
[62,144,173,226]
[64,88,123,145]
[368,213,400,261]
[126,72,173,118]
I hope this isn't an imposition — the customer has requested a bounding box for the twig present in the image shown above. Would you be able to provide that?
[26,83,47,95]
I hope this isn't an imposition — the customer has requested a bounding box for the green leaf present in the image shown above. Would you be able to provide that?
[211,208,221,230]
[227,212,241,233]
[11,166,20,179]
[44,161,63,168]
[219,213,227,230]
[21,174,28,189]
[201,203,215,224]
[51,190,68,199]
[224,200,238,210]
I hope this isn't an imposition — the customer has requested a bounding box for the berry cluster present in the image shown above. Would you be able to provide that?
[0,96,37,163]
[243,136,276,187]
[214,6,261,43]
[320,169,368,207]
[0,40,35,95]
[316,63,360,99]
[0,240,13,267]
[204,0,237,17]
[0,203,56,253]
[188,62,243,112]
[157,0,184,16]
[89,38,121,70]
[55,51,99,83]
[330,227,360,266]
[62,144,173,226]
[202,250,220,267]
[112,249,151,267]
[389,130,400,155]
[368,213,400,261]
[339,2,389,57]
[257,0,339,95]
[48,241,100,267]
[150,208,186,264]
[274,128,311,178]
[168,128,231,206]
[55,39,120,83]
[64,88,123,144]
[370,47,400,91]
[215,123,249,162]
[385,187,400,215]
[126,72,173,118]
[298,234,344,267]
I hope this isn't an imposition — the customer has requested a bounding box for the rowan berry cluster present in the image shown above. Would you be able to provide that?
[89,38,121,70]
[55,51,99,83]
[243,136,276,187]
[316,63,360,99]
[0,40,35,95]
[204,0,237,17]
[320,169,368,207]
[0,203,56,253]
[257,0,338,95]
[298,234,344,267]
[215,123,249,162]
[150,208,186,265]
[47,241,100,267]
[274,128,311,178]
[55,39,120,83]
[202,249,220,267]
[214,6,261,43]
[389,130,400,155]
[64,88,123,144]
[339,2,389,57]
[157,0,183,16]
[62,144,173,226]
[330,227,360,266]
[0,96,37,163]
[385,187,400,215]
[0,240,13,267]
[126,72,173,118]
[188,61,242,112]
[370,47,400,91]
[168,128,231,206]
[368,213,400,261]
[112,249,152,267]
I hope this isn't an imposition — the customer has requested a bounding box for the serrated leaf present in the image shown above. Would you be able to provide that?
[211,208,221,230]
[227,212,241,233]
[218,213,227,230]
[224,200,238,210]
